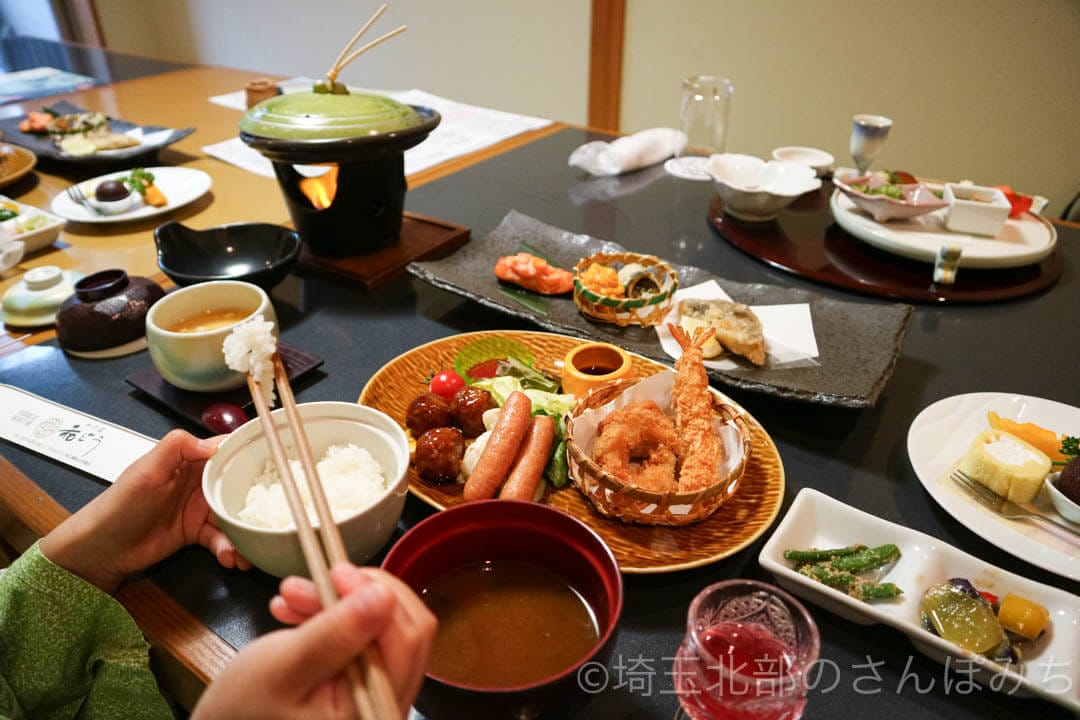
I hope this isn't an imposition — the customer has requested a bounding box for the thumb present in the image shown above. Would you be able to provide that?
[273,578,397,692]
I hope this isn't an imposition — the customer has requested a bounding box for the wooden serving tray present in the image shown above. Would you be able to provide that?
[296,211,470,290]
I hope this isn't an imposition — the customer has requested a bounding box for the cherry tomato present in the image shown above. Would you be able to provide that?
[466,358,501,380]
[201,402,249,434]
[428,369,466,401]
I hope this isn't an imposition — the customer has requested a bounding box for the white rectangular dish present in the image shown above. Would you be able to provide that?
[0,194,64,253]
[759,488,1080,711]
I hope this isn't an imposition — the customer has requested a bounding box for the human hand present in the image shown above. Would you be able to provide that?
[193,564,436,720]
[40,428,250,594]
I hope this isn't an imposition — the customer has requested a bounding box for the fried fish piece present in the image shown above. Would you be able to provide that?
[678,298,766,366]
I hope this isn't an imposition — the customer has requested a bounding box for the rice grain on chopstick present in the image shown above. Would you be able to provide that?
[223,313,277,406]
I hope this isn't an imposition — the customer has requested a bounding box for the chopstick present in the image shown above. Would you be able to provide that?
[270,355,400,713]
[325,3,407,83]
[244,357,398,720]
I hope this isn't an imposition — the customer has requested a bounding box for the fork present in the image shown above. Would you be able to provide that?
[65,183,103,216]
[951,468,1080,539]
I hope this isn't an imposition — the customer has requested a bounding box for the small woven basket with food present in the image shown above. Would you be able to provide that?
[565,325,752,526]
[573,251,678,327]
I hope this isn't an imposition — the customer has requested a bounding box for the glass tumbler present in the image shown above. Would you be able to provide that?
[667,75,734,180]
[673,580,820,720]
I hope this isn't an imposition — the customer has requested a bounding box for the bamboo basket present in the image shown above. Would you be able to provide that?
[572,252,678,327]
[565,378,752,526]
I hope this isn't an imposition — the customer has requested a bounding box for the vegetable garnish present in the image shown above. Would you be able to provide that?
[784,544,903,601]
[498,285,550,315]
[123,167,156,195]
[452,337,535,384]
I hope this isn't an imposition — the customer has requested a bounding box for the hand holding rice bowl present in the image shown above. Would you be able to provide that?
[202,401,410,577]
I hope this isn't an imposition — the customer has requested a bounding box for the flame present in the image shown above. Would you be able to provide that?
[298,165,339,209]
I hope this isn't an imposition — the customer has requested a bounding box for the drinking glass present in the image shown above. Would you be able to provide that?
[849,114,892,174]
[672,580,820,720]
[665,75,734,180]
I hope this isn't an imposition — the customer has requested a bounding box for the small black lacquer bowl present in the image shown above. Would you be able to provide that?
[154,221,302,291]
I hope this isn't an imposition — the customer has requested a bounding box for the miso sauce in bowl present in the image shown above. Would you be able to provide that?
[422,558,601,687]
[166,307,253,333]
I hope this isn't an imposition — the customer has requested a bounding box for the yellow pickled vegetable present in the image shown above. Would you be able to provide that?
[997,593,1050,640]
[987,411,1068,463]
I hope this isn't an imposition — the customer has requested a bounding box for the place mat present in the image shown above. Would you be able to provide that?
[708,189,1064,303]
[408,211,912,407]
[0,101,194,163]
[125,343,323,431]
[297,211,469,290]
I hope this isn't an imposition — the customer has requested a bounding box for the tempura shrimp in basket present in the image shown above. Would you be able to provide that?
[668,323,728,492]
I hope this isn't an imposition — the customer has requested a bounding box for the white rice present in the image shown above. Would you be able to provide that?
[222,313,277,407]
[238,443,387,529]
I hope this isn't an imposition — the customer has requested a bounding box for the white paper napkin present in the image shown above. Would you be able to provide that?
[569,128,687,177]
[655,280,819,370]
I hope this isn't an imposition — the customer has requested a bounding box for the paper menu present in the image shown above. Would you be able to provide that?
[0,384,154,484]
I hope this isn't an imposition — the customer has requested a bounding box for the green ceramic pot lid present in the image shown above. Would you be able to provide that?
[239,91,423,140]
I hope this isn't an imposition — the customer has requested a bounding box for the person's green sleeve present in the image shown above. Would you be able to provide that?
[0,541,173,720]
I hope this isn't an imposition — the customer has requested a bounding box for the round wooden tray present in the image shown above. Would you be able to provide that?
[708,189,1063,303]
[359,330,785,574]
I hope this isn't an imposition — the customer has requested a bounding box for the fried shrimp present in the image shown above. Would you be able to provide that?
[593,401,679,492]
[668,323,727,492]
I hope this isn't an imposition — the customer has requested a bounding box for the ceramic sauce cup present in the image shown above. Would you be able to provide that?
[145,280,276,392]
[561,342,632,399]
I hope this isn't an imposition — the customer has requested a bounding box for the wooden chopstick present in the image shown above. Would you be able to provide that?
[328,2,389,81]
[270,355,400,715]
[245,363,396,720]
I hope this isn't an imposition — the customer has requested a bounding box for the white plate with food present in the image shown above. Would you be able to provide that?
[907,392,1080,581]
[50,167,211,224]
[0,195,64,253]
[830,191,1057,269]
[760,488,1080,711]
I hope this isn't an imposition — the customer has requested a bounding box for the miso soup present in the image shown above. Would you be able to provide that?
[421,559,601,687]
[166,307,253,333]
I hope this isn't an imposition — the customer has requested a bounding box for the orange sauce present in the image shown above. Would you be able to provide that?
[421,559,600,687]
[166,307,253,333]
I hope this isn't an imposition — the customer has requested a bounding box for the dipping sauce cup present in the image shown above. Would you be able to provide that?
[674,579,820,720]
[561,341,633,399]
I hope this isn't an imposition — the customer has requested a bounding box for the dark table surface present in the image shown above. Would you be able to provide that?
[1,127,1077,719]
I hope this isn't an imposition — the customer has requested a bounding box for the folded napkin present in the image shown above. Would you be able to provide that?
[569,128,686,176]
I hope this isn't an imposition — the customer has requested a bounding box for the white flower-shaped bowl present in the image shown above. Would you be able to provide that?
[707,153,821,221]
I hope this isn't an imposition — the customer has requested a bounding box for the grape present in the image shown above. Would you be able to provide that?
[201,403,249,434]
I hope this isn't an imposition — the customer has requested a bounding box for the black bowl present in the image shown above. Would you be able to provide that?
[154,221,302,291]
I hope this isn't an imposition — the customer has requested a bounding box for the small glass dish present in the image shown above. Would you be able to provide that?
[943,182,1011,237]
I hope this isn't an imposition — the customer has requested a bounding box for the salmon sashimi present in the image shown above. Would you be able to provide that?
[494,253,574,295]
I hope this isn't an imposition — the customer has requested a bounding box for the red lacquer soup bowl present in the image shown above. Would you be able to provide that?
[382,499,623,719]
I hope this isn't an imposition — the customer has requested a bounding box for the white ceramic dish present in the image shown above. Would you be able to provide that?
[830,191,1057,269]
[0,194,64,253]
[944,182,1011,237]
[832,173,948,222]
[907,392,1080,581]
[707,153,821,221]
[759,488,1080,712]
[771,146,834,176]
[49,167,211,224]
[1044,472,1080,525]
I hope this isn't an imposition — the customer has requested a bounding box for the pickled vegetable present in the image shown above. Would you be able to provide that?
[920,581,1007,654]
[997,593,1049,640]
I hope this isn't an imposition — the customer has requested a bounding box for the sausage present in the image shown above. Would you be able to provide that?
[413,427,465,484]
[450,386,495,438]
[463,391,532,500]
[405,392,451,437]
[498,414,556,501]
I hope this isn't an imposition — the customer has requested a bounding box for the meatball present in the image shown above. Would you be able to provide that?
[1057,456,1080,505]
[449,386,496,438]
[413,427,465,484]
[405,392,451,436]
